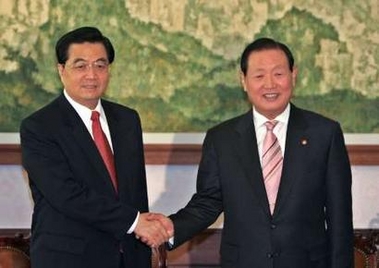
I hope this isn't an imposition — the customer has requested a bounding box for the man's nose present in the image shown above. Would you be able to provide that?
[85,65,97,77]
[263,75,275,88]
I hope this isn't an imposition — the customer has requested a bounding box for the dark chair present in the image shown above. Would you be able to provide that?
[354,232,378,268]
[0,234,30,268]
[0,234,167,268]
[152,245,167,268]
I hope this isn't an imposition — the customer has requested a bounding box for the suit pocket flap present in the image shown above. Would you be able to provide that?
[40,233,85,255]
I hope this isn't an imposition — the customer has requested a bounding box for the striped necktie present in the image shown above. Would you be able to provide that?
[262,120,283,214]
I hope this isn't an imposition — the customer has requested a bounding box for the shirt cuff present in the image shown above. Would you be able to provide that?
[127,211,140,234]
[168,237,174,247]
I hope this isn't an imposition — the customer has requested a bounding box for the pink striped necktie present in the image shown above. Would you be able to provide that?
[262,120,283,214]
[91,111,118,192]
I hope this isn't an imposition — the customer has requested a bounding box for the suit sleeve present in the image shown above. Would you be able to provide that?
[20,116,139,240]
[325,123,354,267]
[169,131,223,248]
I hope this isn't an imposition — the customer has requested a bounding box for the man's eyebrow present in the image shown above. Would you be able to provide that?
[95,58,108,63]
[70,58,108,63]
[71,58,86,64]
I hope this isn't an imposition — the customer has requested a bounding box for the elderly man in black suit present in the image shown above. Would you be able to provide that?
[152,37,354,268]
[20,26,172,268]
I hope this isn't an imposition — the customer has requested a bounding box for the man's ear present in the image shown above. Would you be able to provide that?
[291,66,298,87]
[239,71,247,92]
[57,64,64,76]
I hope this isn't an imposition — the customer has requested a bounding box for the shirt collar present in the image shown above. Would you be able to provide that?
[63,89,104,119]
[253,103,291,128]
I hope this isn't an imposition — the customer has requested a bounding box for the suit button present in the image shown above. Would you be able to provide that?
[267,252,280,258]
[270,224,277,229]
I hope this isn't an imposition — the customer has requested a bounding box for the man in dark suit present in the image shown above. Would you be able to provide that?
[20,26,171,268]
[152,37,354,268]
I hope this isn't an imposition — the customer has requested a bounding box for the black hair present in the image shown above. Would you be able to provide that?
[240,37,294,75]
[55,26,115,64]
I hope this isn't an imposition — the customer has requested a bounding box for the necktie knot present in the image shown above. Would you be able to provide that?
[91,110,100,121]
[265,120,278,131]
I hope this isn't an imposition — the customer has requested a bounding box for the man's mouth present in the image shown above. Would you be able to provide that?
[82,85,97,89]
[263,93,279,100]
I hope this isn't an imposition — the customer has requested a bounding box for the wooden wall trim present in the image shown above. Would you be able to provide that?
[347,145,379,165]
[0,144,378,165]
[0,145,22,165]
[143,144,202,165]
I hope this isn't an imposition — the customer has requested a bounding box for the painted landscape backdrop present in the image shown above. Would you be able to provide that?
[1,0,379,132]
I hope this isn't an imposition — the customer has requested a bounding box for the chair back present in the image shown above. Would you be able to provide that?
[0,235,30,268]
[354,232,377,268]
[152,245,167,268]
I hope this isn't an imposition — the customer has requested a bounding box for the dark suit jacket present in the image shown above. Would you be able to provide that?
[170,104,353,268]
[20,94,151,268]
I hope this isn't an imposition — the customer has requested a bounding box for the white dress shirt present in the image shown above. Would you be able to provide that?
[63,90,113,151]
[63,90,139,234]
[253,104,290,165]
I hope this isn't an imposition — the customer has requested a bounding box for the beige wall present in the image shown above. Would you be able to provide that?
[0,164,378,229]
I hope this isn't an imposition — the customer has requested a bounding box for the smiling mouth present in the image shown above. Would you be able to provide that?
[82,85,97,89]
[263,93,279,100]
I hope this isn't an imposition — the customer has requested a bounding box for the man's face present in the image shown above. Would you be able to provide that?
[240,49,297,119]
[57,42,110,109]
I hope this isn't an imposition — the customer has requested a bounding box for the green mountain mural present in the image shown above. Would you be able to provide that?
[0,1,378,132]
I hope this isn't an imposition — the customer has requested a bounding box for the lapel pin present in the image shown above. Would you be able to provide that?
[301,139,308,146]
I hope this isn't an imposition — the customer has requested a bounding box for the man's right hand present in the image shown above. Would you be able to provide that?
[134,213,173,248]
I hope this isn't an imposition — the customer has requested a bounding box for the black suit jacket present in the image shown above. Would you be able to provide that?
[20,94,151,268]
[170,104,353,268]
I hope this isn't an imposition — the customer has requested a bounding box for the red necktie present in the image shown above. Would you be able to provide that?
[262,120,283,214]
[91,111,118,192]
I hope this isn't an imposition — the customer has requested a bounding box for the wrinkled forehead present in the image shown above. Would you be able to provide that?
[66,42,108,61]
[247,49,291,70]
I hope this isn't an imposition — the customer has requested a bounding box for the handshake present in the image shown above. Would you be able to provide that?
[134,212,174,248]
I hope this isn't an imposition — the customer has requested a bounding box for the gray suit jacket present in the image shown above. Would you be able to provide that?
[170,104,353,268]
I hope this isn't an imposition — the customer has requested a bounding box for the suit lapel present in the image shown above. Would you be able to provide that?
[234,111,271,216]
[57,95,118,195]
[233,105,311,217]
[102,102,135,203]
[274,104,310,216]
